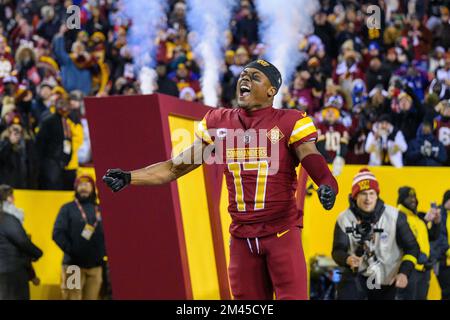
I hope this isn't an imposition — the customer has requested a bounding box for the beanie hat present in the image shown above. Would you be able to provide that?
[351,168,380,199]
[397,186,416,205]
[244,59,282,91]
[74,175,96,191]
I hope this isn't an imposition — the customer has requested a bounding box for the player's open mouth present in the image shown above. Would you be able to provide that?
[239,84,251,97]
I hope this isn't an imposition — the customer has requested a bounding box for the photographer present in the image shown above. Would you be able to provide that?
[332,169,419,300]
[0,116,39,189]
[396,187,441,300]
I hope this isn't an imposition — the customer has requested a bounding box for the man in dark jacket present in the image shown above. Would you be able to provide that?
[366,57,391,91]
[0,187,43,300]
[52,175,106,300]
[35,94,72,190]
[396,187,441,300]
[0,117,39,189]
[155,62,179,97]
[332,168,419,300]
[406,121,447,166]
[432,190,450,300]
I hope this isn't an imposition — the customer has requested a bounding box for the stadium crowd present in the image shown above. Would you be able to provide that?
[0,0,449,191]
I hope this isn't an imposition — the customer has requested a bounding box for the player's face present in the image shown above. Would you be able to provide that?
[356,189,378,213]
[237,67,275,109]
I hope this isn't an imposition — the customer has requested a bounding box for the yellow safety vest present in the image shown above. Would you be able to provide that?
[398,204,430,272]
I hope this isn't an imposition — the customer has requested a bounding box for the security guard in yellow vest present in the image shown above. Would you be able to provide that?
[396,187,441,300]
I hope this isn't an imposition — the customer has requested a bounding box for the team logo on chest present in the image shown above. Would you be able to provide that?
[267,126,284,144]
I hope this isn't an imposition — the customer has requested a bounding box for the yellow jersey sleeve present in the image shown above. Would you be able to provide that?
[288,115,318,146]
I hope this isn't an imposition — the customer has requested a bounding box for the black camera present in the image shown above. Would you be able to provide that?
[345,222,384,257]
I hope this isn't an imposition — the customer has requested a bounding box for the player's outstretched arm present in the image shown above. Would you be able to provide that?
[295,142,339,210]
[103,138,208,192]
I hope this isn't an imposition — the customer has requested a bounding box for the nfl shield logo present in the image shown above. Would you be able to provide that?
[244,134,251,144]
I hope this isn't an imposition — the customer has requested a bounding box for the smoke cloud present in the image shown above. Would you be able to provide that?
[186,0,237,106]
[123,0,168,94]
[255,0,319,108]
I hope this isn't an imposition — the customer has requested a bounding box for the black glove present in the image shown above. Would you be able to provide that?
[102,169,131,192]
[317,185,336,210]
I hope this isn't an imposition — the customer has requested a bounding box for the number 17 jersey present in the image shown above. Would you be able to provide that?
[195,106,318,238]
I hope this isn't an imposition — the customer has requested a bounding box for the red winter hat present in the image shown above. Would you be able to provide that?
[351,168,380,198]
[74,174,96,190]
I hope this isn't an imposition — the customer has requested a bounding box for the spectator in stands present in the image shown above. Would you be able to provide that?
[391,92,423,142]
[168,62,200,94]
[63,92,84,190]
[179,86,196,102]
[366,56,391,91]
[36,93,81,190]
[332,169,419,300]
[396,187,441,300]
[365,114,408,167]
[36,5,60,43]
[436,53,450,85]
[31,81,53,121]
[434,100,450,165]
[432,7,450,50]
[233,1,258,47]
[14,44,41,90]
[155,62,179,97]
[316,102,349,176]
[406,121,447,166]
[333,49,364,92]
[0,36,13,86]
[433,190,450,300]
[402,15,432,61]
[70,91,91,166]
[429,47,446,76]
[229,46,250,79]
[52,175,106,300]
[169,2,187,29]
[0,185,43,300]
[0,115,38,189]
[52,25,92,95]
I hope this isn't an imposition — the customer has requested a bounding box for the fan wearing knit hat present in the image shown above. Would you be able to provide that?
[331,168,420,300]
[350,168,380,212]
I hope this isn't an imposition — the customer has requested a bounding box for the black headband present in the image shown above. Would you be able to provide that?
[244,59,282,91]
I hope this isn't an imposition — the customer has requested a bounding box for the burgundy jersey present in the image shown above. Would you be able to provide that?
[346,116,370,164]
[316,122,349,161]
[195,107,318,238]
[435,117,450,147]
